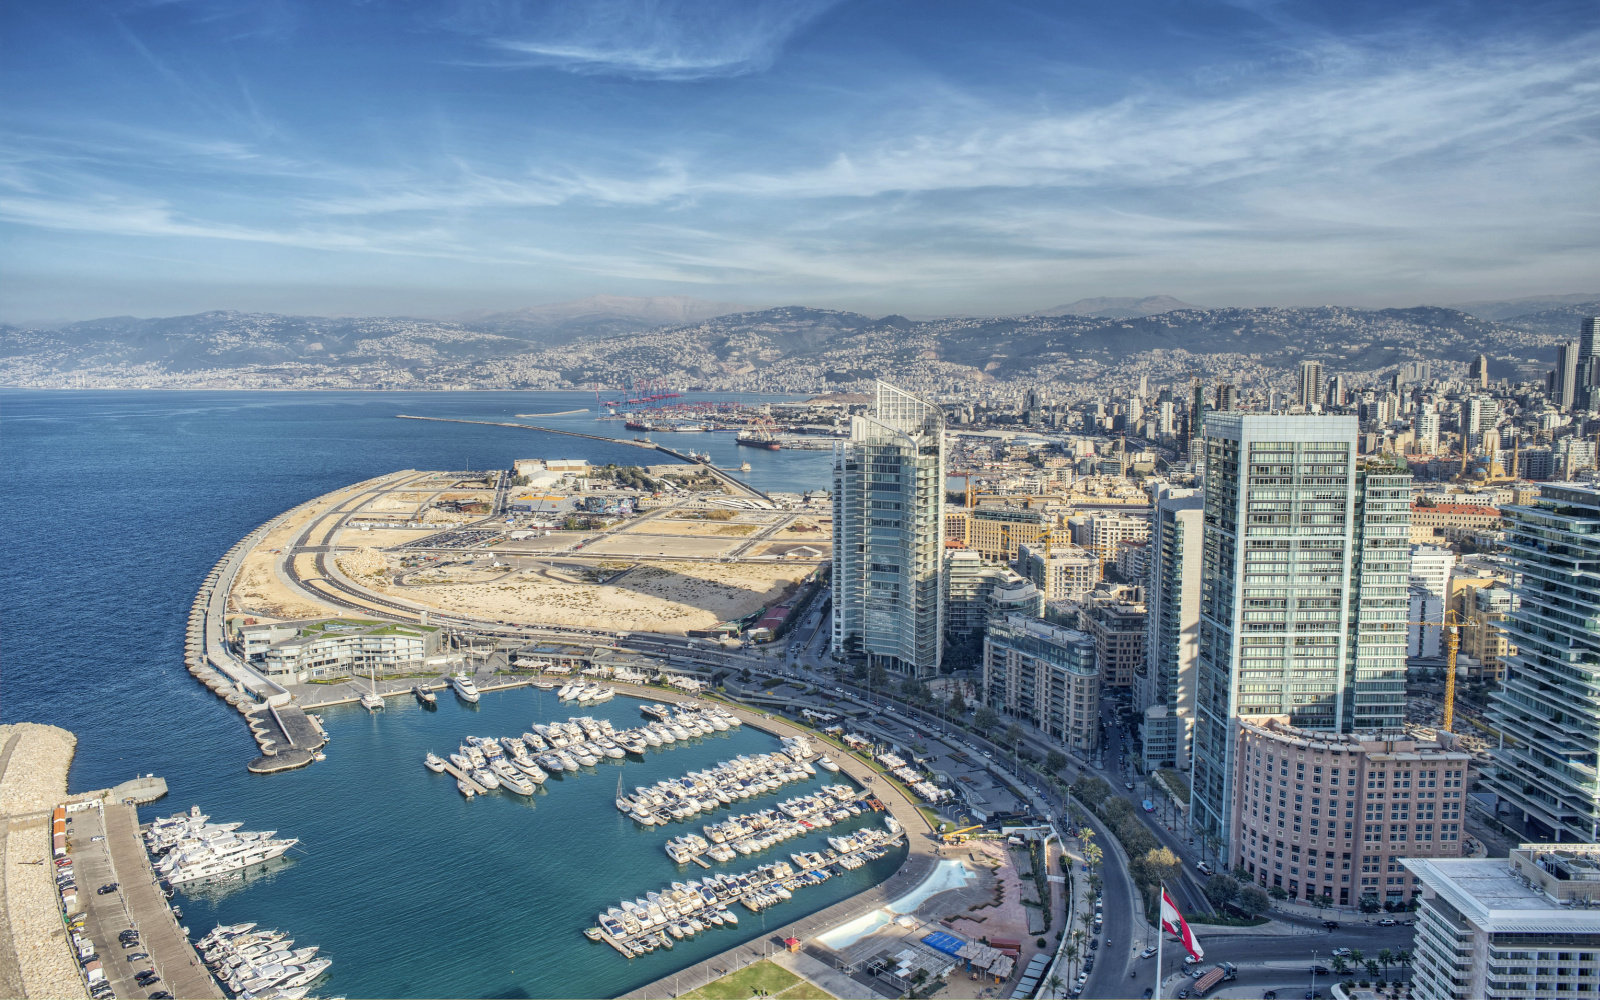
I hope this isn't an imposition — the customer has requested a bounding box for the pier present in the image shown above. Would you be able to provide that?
[438,760,487,795]
[395,414,663,449]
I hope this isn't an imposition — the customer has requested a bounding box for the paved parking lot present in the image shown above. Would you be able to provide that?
[69,803,220,1000]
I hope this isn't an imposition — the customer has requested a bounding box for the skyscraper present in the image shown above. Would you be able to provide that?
[1215,382,1237,411]
[1556,340,1581,411]
[1487,484,1600,842]
[831,380,945,677]
[1296,360,1324,411]
[1469,354,1490,388]
[1142,487,1203,771]
[1581,316,1599,364]
[1189,413,1412,850]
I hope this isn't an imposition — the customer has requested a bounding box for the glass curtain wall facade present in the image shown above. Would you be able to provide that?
[832,381,946,677]
[1192,413,1361,846]
[1488,484,1600,842]
[1347,459,1414,731]
[1144,489,1204,770]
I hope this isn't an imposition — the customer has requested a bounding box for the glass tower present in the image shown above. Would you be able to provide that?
[831,381,945,677]
[1191,413,1412,849]
[1488,484,1600,842]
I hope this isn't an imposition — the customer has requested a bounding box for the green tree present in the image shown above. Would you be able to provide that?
[1235,885,1270,917]
[869,663,889,689]
[1268,885,1289,900]
[1377,948,1394,980]
[1396,949,1413,978]
[1365,959,1382,982]
[1331,956,1350,976]
[1072,775,1111,809]
[1311,894,1332,912]
[1203,873,1241,909]
[1348,949,1364,971]
[975,706,1000,733]
[1003,721,1024,749]
[1046,973,1065,997]
[1045,749,1068,773]
[1144,846,1183,884]
[948,688,967,716]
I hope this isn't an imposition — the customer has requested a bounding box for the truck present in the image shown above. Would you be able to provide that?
[1191,963,1237,995]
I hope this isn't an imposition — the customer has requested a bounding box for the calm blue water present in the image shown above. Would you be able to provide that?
[0,390,886,999]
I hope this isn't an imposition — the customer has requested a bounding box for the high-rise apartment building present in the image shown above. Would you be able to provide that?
[1408,546,1455,658]
[1018,543,1100,602]
[1469,354,1490,388]
[1556,341,1582,411]
[1582,316,1599,364]
[831,381,945,677]
[1215,383,1237,412]
[983,615,1100,754]
[1414,408,1440,454]
[1158,400,1175,437]
[1143,488,1204,771]
[1297,360,1325,411]
[1190,413,1413,850]
[1487,484,1600,842]
[1327,374,1347,409]
[1067,510,1151,572]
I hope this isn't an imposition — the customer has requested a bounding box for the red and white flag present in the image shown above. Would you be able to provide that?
[1160,887,1204,961]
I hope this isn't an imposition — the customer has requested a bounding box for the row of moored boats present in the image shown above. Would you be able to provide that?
[556,682,615,703]
[198,922,329,999]
[590,821,903,956]
[145,806,298,886]
[664,784,867,863]
[616,748,816,826]
[424,704,742,798]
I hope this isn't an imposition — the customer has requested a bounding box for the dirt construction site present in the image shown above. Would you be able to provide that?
[228,468,830,634]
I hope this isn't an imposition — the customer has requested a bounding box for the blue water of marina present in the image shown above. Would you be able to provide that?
[0,390,894,999]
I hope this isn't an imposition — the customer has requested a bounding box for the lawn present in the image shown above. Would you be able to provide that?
[679,960,818,999]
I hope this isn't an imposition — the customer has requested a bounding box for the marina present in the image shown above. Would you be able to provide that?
[590,824,904,958]
[198,922,331,998]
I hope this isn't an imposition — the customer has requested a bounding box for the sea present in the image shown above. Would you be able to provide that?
[0,390,899,999]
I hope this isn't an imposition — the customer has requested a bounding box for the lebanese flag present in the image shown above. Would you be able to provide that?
[1160,887,1204,961]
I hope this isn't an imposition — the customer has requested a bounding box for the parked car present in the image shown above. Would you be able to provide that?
[1140,947,1158,959]
[1377,918,1397,926]
[1310,965,1330,975]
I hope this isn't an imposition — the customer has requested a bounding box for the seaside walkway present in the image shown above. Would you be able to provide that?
[609,685,942,1000]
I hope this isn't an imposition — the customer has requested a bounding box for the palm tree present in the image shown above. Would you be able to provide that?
[1378,948,1395,981]
[1331,956,1350,976]
[1396,948,1413,981]
[1365,958,1382,982]
[1046,973,1065,998]
[1349,948,1365,970]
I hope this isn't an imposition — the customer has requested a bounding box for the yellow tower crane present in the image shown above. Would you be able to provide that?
[1398,610,1466,733]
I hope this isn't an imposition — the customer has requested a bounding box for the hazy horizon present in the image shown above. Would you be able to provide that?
[4,0,1597,320]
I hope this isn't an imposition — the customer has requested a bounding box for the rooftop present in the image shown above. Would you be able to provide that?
[1405,857,1600,933]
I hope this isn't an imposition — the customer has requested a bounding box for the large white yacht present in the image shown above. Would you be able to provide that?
[450,674,481,703]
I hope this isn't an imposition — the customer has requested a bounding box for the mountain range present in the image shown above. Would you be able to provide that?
[2,295,1595,390]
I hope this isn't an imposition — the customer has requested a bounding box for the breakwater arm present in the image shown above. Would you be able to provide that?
[394,414,663,450]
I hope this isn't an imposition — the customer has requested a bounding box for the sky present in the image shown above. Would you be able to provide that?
[2,0,1597,322]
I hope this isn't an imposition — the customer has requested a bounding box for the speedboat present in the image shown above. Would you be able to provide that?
[413,684,437,706]
[472,767,501,790]
[424,753,446,773]
[817,756,840,772]
[456,779,475,798]
[450,674,481,703]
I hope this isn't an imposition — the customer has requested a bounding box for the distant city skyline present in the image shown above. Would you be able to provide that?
[2,0,1596,321]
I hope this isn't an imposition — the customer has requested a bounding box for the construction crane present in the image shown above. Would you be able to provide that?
[940,824,983,845]
[1397,610,1466,733]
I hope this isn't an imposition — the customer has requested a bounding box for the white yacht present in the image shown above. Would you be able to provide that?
[424,753,446,773]
[451,674,481,703]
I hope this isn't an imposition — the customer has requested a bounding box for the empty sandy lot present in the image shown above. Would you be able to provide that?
[394,559,810,632]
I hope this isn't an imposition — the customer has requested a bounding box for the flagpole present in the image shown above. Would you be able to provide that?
[1156,880,1164,1000]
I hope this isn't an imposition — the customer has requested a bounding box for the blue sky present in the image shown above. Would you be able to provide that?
[3,0,1596,321]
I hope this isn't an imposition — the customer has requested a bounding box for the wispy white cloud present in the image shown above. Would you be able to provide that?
[446,0,839,79]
